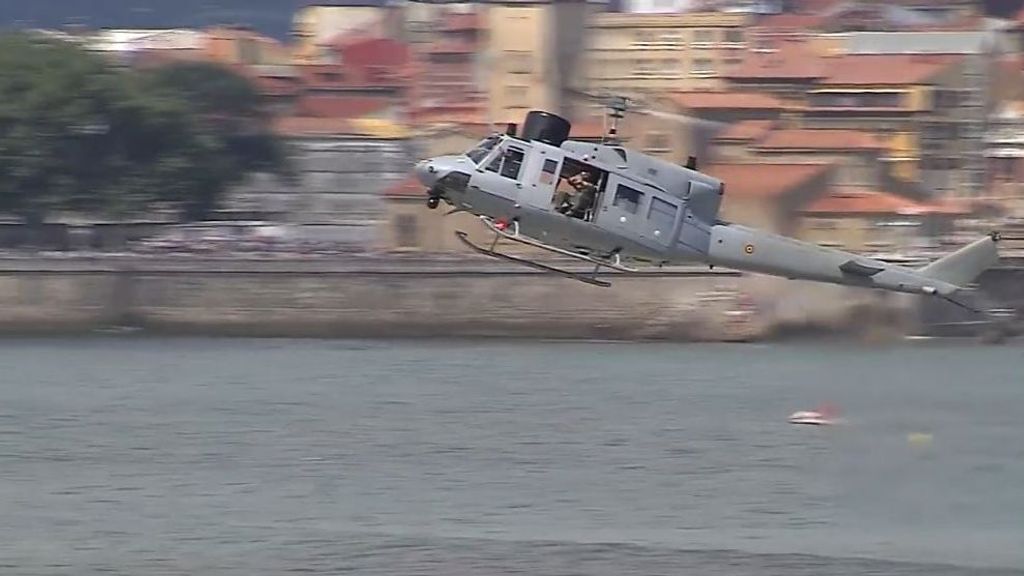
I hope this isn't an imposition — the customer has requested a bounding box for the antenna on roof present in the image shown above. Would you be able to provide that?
[603,95,628,145]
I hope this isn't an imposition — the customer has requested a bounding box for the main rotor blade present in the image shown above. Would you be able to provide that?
[632,108,726,129]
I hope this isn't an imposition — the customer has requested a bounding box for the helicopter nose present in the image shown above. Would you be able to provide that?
[414,159,438,188]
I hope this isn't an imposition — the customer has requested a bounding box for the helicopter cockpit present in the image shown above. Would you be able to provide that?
[465,135,501,165]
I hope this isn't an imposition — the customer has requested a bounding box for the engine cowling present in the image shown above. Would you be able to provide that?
[521,110,571,146]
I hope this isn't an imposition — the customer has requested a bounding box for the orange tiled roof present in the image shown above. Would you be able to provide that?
[444,12,481,32]
[295,95,395,118]
[802,190,924,214]
[714,119,777,142]
[725,41,825,80]
[705,163,832,198]
[569,119,607,140]
[902,197,973,216]
[669,91,788,110]
[754,129,882,151]
[801,190,969,216]
[408,103,488,125]
[822,54,958,85]
[334,36,410,69]
[301,63,408,90]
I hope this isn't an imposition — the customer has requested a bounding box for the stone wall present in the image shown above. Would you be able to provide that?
[0,256,924,340]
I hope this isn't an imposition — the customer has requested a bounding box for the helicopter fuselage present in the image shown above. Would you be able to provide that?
[416,133,718,266]
[413,110,999,307]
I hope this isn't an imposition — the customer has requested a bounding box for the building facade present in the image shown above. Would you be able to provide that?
[482,0,592,124]
[584,11,748,94]
[226,120,415,247]
[413,9,485,110]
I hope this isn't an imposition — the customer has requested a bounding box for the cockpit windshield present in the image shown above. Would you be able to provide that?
[466,135,501,165]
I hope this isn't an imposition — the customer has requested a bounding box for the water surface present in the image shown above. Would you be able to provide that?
[0,338,1021,575]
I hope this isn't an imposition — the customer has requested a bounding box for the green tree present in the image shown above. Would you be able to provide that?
[134,61,290,220]
[0,32,289,223]
[0,32,126,221]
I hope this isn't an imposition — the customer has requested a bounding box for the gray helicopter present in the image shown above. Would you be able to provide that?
[413,107,1000,311]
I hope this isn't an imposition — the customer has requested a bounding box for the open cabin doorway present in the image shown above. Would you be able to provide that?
[550,158,607,223]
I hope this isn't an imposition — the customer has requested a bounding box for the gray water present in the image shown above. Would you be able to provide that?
[0,337,1022,575]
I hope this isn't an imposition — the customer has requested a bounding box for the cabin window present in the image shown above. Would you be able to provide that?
[498,147,525,180]
[613,184,643,214]
[648,197,677,231]
[539,158,559,186]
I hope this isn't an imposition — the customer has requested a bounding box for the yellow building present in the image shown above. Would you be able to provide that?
[797,190,966,253]
[292,3,398,64]
[798,54,973,197]
[584,11,749,95]
[483,1,593,124]
[483,2,556,124]
[204,26,292,66]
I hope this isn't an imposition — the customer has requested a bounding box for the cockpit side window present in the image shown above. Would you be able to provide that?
[466,136,500,165]
[484,145,526,179]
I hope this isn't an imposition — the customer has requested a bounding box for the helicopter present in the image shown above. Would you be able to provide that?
[412,100,1000,312]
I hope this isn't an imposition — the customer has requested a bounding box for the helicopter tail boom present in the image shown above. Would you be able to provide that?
[705,224,999,298]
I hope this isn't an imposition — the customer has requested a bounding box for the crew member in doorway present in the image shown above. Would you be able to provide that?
[566,169,598,219]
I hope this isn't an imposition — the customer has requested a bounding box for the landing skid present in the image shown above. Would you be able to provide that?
[456,231,612,287]
[454,216,638,288]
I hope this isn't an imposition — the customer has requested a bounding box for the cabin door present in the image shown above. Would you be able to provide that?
[519,150,562,209]
[599,176,679,251]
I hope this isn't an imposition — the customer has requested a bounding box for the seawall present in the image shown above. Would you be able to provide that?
[0,255,922,341]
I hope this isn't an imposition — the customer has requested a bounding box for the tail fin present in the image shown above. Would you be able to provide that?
[917,232,1001,288]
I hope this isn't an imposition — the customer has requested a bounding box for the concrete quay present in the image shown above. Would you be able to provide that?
[0,254,920,341]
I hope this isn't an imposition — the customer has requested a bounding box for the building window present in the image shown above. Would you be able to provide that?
[693,29,713,45]
[724,29,743,44]
[633,58,657,76]
[644,131,670,153]
[657,32,683,46]
[691,58,714,75]
[394,214,419,248]
[506,51,532,74]
[809,92,902,108]
[504,85,529,107]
